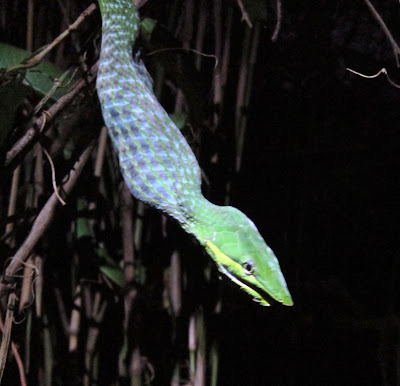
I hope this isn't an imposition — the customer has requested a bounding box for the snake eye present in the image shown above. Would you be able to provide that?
[242,261,254,275]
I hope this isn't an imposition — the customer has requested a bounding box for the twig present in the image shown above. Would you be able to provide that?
[5,61,99,168]
[118,184,138,376]
[2,142,95,284]
[235,27,251,171]
[147,48,218,70]
[5,166,21,243]
[18,256,35,313]
[0,311,27,386]
[53,287,69,336]
[236,22,261,172]
[83,288,108,383]
[271,0,282,42]
[212,0,223,130]
[0,294,16,383]
[5,4,97,74]
[346,67,400,88]
[220,8,233,104]
[362,0,400,67]
[93,126,108,178]
[68,284,82,353]
[237,0,253,28]
[33,68,77,115]
[121,184,136,284]
[42,147,67,206]
[26,0,34,52]
[134,0,149,8]
[194,0,207,70]
[34,255,43,317]
[169,251,182,316]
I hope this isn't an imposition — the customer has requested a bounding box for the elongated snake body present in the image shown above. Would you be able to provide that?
[96,0,293,306]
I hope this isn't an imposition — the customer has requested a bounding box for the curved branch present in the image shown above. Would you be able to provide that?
[2,142,95,285]
[363,0,400,66]
[237,0,253,28]
[4,62,98,168]
[5,4,97,74]
[271,0,282,42]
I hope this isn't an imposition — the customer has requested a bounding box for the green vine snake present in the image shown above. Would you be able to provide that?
[96,0,293,306]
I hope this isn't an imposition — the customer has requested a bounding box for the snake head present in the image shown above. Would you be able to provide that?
[196,205,293,306]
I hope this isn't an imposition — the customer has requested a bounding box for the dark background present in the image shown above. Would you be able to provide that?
[206,1,400,384]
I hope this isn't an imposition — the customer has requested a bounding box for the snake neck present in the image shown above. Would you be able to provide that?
[98,0,139,61]
[183,196,227,242]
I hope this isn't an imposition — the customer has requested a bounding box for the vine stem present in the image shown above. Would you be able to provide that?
[5,62,98,168]
[2,142,95,285]
[5,3,97,74]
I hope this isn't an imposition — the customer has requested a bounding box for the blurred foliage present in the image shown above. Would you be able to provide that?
[0,43,73,147]
[0,43,72,99]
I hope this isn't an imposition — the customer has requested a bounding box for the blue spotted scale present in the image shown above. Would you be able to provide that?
[96,0,293,306]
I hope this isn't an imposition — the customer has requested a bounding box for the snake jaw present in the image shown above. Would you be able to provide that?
[216,262,271,306]
[205,240,292,306]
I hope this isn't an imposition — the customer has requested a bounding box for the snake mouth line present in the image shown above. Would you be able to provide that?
[216,263,274,306]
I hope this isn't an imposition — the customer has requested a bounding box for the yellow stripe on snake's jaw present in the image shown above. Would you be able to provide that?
[193,204,293,306]
[205,240,293,306]
[205,241,272,306]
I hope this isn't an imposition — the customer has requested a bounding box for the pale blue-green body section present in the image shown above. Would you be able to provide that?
[96,0,202,226]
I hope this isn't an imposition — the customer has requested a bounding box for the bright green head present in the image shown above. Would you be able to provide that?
[190,203,293,306]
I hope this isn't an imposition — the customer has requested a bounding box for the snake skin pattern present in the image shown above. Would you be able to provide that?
[97,0,203,227]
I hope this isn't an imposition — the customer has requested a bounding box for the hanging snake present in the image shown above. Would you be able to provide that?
[96,0,293,306]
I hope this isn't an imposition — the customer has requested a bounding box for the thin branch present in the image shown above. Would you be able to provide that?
[121,184,136,285]
[33,68,77,115]
[26,0,34,51]
[195,0,207,70]
[271,0,282,42]
[5,61,99,168]
[5,166,21,242]
[0,311,27,386]
[5,3,97,74]
[34,255,43,317]
[83,288,108,384]
[346,67,384,78]
[53,287,69,336]
[42,147,67,206]
[119,184,138,376]
[134,0,149,8]
[68,285,82,353]
[235,26,251,171]
[237,0,253,28]
[362,0,400,67]
[93,126,108,178]
[0,294,16,383]
[18,256,35,313]
[213,0,222,130]
[2,142,95,284]
[346,67,400,88]
[220,7,233,88]
[147,48,218,69]
[169,251,182,316]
